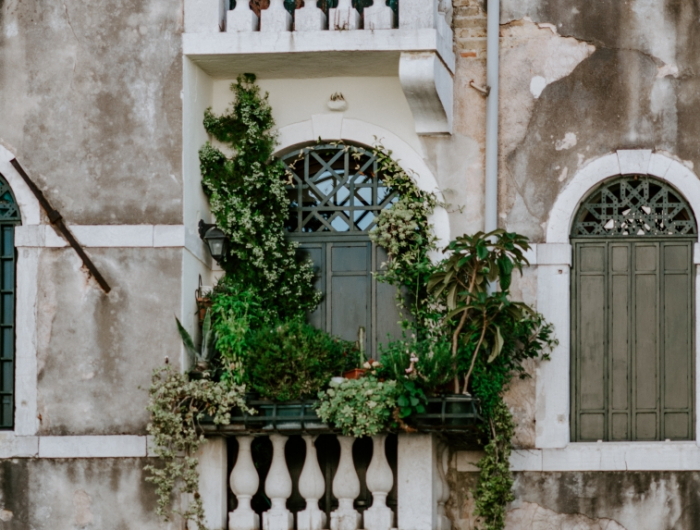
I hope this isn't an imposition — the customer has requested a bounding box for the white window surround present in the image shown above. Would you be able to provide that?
[522,149,700,471]
[275,115,451,253]
[0,144,200,440]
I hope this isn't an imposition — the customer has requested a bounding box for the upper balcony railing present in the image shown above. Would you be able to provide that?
[183,0,455,135]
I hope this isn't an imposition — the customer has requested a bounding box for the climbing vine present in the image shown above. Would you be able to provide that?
[199,74,320,320]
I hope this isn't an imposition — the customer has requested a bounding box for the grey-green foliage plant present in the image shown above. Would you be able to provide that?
[316,376,398,437]
[176,309,215,373]
[245,319,353,401]
[145,364,252,530]
[199,74,320,321]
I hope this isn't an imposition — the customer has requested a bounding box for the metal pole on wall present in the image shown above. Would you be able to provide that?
[484,0,500,234]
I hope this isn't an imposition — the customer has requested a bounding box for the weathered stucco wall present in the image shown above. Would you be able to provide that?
[35,247,182,436]
[448,470,700,530]
[496,1,700,241]
[0,458,169,529]
[0,0,183,225]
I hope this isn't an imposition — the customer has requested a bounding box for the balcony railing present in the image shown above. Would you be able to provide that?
[220,433,452,530]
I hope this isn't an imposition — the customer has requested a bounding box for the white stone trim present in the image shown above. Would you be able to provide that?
[0,434,151,458]
[38,435,148,458]
[15,224,187,248]
[537,150,700,450]
[276,117,450,251]
[508,442,700,472]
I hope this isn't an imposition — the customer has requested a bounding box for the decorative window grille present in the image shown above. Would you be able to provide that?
[572,176,697,238]
[282,144,397,235]
[0,174,20,430]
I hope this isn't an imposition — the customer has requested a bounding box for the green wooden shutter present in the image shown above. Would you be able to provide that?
[0,225,15,429]
[297,237,403,359]
[572,239,694,441]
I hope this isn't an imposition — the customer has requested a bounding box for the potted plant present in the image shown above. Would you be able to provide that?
[343,326,368,379]
[176,308,216,379]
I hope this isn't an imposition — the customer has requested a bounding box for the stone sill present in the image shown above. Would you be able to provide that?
[183,28,455,79]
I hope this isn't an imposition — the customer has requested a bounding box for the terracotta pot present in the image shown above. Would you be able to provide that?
[343,368,367,380]
[196,297,213,323]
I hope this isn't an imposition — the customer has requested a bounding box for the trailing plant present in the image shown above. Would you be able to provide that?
[473,400,514,530]
[199,74,320,321]
[245,319,353,401]
[145,363,252,529]
[316,376,398,437]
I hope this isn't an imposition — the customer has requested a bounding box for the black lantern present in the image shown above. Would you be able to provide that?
[198,220,228,262]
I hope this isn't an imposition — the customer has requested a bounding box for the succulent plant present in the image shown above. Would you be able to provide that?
[176,309,216,373]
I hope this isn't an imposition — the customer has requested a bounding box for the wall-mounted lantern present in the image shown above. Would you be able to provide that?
[198,220,228,263]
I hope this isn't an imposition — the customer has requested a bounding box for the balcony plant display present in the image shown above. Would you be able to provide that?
[146,75,555,530]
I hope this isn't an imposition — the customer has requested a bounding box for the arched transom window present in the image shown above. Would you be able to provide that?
[571,175,697,442]
[0,174,20,429]
[281,144,402,358]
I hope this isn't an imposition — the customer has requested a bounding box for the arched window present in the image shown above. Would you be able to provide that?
[282,144,402,358]
[571,176,697,441]
[0,174,20,429]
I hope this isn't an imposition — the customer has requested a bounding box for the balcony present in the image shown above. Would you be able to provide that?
[183,0,455,135]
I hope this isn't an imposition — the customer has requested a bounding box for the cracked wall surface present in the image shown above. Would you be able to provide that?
[0,458,169,529]
[35,247,182,435]
[0,0,183,225]
[449,471,700,530]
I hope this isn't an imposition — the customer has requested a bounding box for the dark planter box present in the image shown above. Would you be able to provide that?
[411,394,483,432]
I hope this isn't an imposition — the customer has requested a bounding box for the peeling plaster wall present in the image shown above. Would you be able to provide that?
[0,458,171,529]
[0,0,183,225]
[35,247,182,436]
[449,471,700,530]
[494,1,700,241]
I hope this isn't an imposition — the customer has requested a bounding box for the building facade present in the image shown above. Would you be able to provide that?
[1,0,700,528]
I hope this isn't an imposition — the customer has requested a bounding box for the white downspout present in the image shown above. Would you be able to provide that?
[484,0,500,233]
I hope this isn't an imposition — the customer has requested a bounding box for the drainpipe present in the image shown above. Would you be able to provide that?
[484,0,500,234]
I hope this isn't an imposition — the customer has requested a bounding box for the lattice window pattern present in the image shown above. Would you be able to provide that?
[572,176,697,238]
[282,145,397,234]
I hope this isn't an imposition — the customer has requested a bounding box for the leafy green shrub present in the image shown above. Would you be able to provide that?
[245,320,351,401]
[208,278,272,386]
[316,376,397,437]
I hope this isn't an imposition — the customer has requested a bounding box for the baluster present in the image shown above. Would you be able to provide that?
[227,0,259,32]
[229,436,261,530]
[330,436,361,530]
[261,0,293,32]
[295,0,327,31]
[297,435,327,530]
[364,0,394,30]
[364,435,394,530]
[263,435,294,530]
[329,0,360,30]
[436,443,451,530]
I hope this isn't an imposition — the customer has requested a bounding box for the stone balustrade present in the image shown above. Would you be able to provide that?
[185,0,452,34]
[217,433,452,530]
